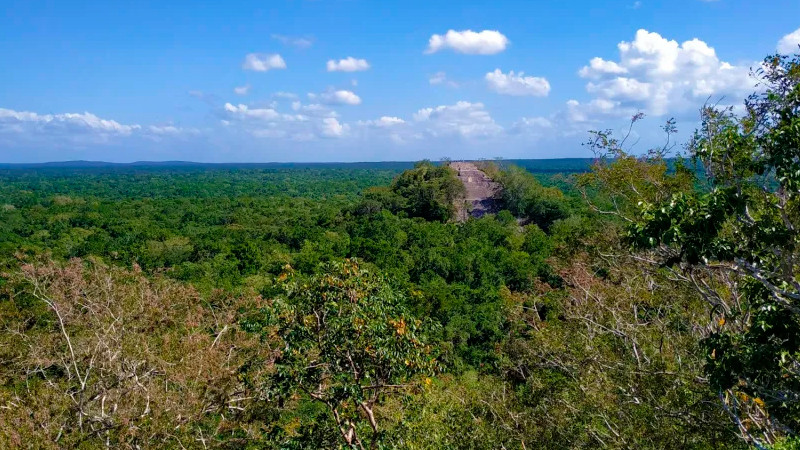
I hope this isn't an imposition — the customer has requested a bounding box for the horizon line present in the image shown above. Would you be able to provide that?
[0,157,598,166]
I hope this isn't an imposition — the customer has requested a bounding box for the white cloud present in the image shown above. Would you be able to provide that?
[429,71,460,88]
[242,53,287,72]
[318,89,362,106]
[0,108,141,135]
[234,85,251,95]
[222,100,352,141]
[148,125,181,135]
[564,99,629,123]
[578,57,628,78]
[586,77,650,101]
[485,69,550,97]
[425,29,509,55]
[0,107,197,147]
[361,116,406,128]
[376,116,405,126]
[320,118,348,138]
[577,29,754,117]
[224,103,280,120]
[271,34,314,49]
[327,57,370,72]
[413,101,502,138]
[778,28,800,54]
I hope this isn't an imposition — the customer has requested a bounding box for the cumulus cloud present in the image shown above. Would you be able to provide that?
[0,107,197,148]
[778,28,800,54]
[221,100,353,141]
[271,34,314,49]
[242,53,287,72]
[217,96,592,151]
[413,101,502,138]
[564,99,628,123]
[320,118,347,137]
[375,116,405,126]
[317,89,362,106]
[148,125,184,135]
[578,29,754,117]
[224,103,281,121]
[327,57,370,72]
[485,69,550,96]
[0,108,141,135]
[223,102,337,141]
[234,85,251,95]
[425,29,509,55]
[361,116,406,128]
[578,57,628,78]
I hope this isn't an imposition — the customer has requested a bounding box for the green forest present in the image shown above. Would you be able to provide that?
[1,55,800,449]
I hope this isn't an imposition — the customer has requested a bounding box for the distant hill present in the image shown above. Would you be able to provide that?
[0,160,417,170]
[0,159,598,173]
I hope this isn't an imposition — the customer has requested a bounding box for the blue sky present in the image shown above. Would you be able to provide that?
[1,0,799,162]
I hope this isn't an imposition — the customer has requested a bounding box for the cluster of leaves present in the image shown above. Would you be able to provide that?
[481,163,571,231]
[589,54,800,447]
[381,254,745,449]
[356,160,466,222]
[0,258,276,448]
[241,260,439,449]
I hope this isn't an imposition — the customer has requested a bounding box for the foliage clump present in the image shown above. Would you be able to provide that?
[357,160,465,222]
[0,257,272,448]
[482,163,570,231]
[586,54,800,447]
[242,259,438,449]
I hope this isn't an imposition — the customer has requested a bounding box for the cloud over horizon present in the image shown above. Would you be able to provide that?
[0,107,197,153]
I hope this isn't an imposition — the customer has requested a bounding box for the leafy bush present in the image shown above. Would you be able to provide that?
[483,164,570,231]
